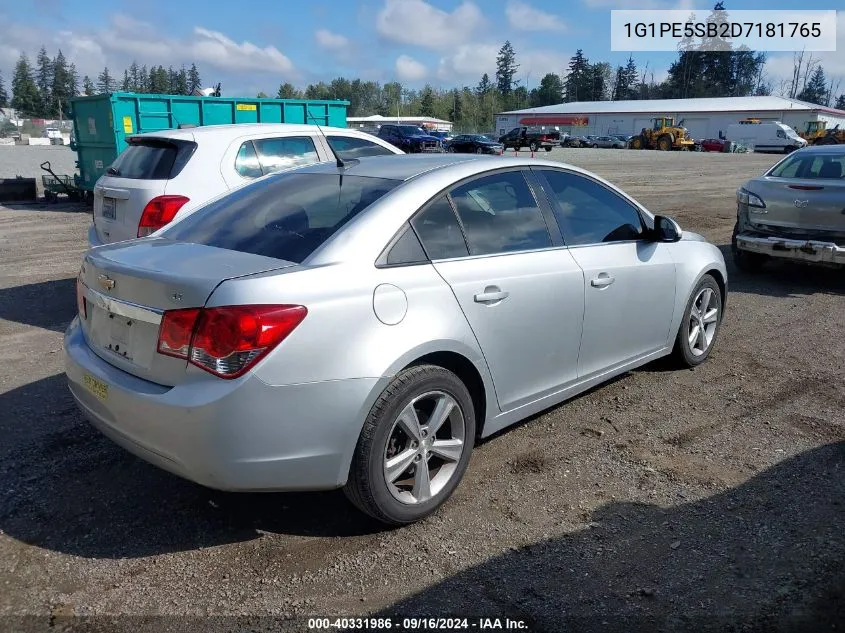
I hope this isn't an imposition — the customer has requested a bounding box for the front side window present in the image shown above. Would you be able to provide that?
[449,171,551,256]
[327,136,396,160]
[253,136,319,175]
[163,173,400,263]
[539,170,645,246]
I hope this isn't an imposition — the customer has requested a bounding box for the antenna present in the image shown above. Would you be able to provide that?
[307,111,345,168]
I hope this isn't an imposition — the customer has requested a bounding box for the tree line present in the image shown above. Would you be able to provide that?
[2,3,843,130]
[2,47,204,118]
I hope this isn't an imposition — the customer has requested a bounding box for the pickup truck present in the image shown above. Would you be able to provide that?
[498,127,556,152]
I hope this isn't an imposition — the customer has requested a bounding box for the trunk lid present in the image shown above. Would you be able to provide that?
[78,239,296,385]
[749,175,845,237]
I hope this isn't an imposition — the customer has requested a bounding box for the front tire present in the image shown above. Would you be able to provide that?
[344,365,476,525]
[671,275,723,368]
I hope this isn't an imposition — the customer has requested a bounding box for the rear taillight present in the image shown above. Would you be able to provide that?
[76,277,87,319]
[156,305,307,379]
[137,195,190,237]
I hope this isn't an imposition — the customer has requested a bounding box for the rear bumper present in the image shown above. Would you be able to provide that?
[736,233,845,265]
[63,318,384,491]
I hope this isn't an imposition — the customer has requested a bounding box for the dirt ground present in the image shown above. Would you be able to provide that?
[1,148,843,633]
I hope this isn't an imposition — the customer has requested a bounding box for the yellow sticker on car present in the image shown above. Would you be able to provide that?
[83,374,109,401]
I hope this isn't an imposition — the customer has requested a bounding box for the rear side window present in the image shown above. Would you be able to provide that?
[448,171,551,256]
[162,173,400,263]
[328,136,396,159]
[253,136,319,175]
[411,196,469,260]
[109,140,179,179]
[235,142,262,178]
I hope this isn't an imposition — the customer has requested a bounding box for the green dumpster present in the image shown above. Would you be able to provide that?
[69,92,349,191]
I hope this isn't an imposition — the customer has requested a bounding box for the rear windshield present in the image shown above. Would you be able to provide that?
[768,152,845,179]
[162,173,401,263]
[108,140,180,179]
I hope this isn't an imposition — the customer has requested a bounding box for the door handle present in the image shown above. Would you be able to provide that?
[474,286,509,304]
[591,273,615,288]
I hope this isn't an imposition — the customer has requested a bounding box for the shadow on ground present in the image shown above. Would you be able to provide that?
[0,374,383,560]
[0,277,77,332]
[379,441,845,632]
[718,244,845,298]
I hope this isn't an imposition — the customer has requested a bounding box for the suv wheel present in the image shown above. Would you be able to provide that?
[344,365,476,525]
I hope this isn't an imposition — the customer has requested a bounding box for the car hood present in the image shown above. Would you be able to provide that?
[407,134,441,142]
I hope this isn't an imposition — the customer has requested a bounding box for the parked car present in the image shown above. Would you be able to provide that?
[444,134,504,154]
[733,145,845,270]
[561,135,584,148]
[498,127,555,152]
[88,123,403,248]
[377,124,443,153]
[611,134,633,146]
[700,138,728,152]
[582,135,600,148]
[66,153,727,525]
[593,136,627,149]
[428,131,454,143]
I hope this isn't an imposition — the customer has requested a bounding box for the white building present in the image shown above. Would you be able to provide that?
[496,96,845,140]
[347,114,453,132]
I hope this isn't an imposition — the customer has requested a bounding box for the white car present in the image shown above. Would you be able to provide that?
[88,123,404,247]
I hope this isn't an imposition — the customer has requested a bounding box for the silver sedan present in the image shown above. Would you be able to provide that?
[733,145,845,269]
[65,154,727,525]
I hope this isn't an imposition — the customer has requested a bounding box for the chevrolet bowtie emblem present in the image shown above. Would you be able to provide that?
[97,274,115,291]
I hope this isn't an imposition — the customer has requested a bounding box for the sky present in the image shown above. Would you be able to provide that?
[0,0,842,99]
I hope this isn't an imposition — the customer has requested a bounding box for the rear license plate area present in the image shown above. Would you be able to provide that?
[105,313,134,361]
[102,197,116,220]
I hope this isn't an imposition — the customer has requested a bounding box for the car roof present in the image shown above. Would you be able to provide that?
[794,145,845,155]
[133,123,361,141]
[296,153,483,181]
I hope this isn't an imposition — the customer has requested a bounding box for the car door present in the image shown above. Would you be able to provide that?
[416,170,585,412]
[534,168,677,379]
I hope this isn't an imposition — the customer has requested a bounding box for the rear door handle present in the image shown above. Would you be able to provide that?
[591,273,615,288]
[474,286,509,304]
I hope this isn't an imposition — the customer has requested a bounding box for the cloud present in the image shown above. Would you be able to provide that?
[395,54,428,81]
[314,29,349,52]
[506,1,567,32]
[583,0,692,8]
[437,44,568,83]
[191,27,294,73]
[376,0,484,50]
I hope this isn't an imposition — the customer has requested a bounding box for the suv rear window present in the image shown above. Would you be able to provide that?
[108,139,194,180]
[162,173,401,263]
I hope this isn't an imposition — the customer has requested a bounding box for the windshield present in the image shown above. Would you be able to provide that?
[397,125,426,136]
[768,151,845,179]
[162,173,401,262]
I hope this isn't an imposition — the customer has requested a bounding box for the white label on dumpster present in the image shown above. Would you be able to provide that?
[95,160,103,169]
[88,117,96,136]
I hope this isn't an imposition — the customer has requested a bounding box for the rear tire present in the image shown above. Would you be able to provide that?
[529,141,539,152]
[544,146,552,152]
[671,274,723,368]
[344,365,476,525]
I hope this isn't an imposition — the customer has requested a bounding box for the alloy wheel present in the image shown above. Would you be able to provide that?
[688,287,719,356]
[383,391,466,505]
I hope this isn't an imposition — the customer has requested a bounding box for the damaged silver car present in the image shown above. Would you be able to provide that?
[733,145,845,270]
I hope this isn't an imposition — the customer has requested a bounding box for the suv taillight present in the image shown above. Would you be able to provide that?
[76,277,87,319]
[137,195,190,237]
[156,305,307,378]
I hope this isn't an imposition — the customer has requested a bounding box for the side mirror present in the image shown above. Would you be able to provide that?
[653,215,683,242]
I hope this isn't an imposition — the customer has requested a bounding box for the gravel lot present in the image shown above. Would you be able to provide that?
[1,148,843,633]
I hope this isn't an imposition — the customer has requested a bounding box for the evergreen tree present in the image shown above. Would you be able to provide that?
[50,50,70,117]
[495,40,519,95]
[11,54,41,115]
[139,65,148,92]
[97,67,116,94]
[563,49,591,102]
[121,69,131,91]
[35,46,53,116]
[476,73,492,96]
[277,82,301,99]
[836,94,845,110]
[797,66,828,105]
[590,62,611,101]
[187,63,201,93]
[0,71,8,108]
[532,73,563,107]
[128,61,140,91]
[418,86,436,117]
[82,75,95,96]
[176,67,189,95]
[613,56,639,100]
[67,62,79,98]
[448,88,462,123]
